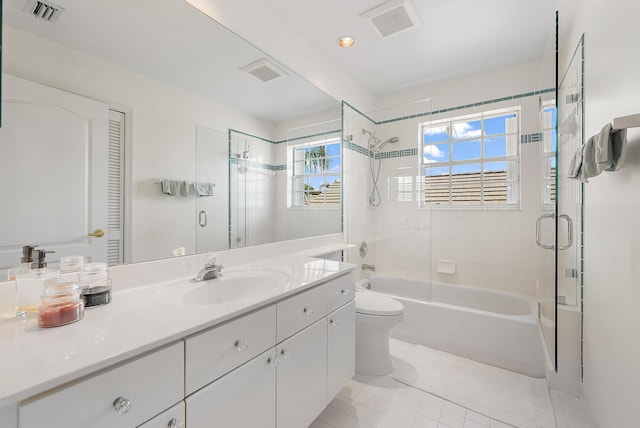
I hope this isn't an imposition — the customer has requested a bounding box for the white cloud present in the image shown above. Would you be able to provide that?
[424,145,445,158]
[452,122,482,139]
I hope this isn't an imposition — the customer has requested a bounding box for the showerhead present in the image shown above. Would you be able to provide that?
[377,136,399,150]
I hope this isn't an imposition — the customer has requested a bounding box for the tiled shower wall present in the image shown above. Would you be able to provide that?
[344,91,551,297]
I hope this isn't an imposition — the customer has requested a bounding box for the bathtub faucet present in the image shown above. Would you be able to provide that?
[362,264,376,272]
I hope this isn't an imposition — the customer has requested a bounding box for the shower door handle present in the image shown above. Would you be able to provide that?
[535,213,555,250]
[198,210,208,228]
[557,214,573,250]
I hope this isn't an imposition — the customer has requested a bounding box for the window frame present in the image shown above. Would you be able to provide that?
[542,101,557,207]
[287,137,342,210]
[419,107,522,210]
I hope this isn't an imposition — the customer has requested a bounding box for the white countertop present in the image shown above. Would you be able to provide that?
[0,251,355,407]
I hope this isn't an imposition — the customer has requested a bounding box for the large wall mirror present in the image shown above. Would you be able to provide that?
[0,0,341,275]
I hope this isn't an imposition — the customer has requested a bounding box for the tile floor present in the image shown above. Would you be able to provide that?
[310,374,516,428]
[310,340,597,428]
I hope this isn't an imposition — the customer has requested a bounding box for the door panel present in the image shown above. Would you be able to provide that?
[0,74,108,274]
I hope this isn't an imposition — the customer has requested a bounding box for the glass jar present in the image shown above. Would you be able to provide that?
[59,255,86,273]
[78,262,112,308]
[38,282,84,328]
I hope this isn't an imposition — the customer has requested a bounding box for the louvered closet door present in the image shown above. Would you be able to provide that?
[107,110,125,266]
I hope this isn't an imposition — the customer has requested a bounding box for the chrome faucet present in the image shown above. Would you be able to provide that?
[361,264,376,272]
[191,257,224,282]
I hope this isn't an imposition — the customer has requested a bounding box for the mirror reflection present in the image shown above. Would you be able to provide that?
[0,0,341,275]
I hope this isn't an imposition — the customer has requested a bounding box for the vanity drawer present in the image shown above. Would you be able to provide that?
[138,401,185,428]
[19,342,184,428]
[185,304,276,395]
[277,284,327,341]
[327,272,355,313]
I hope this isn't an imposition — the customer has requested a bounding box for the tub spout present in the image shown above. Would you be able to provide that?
[362,264,376,272]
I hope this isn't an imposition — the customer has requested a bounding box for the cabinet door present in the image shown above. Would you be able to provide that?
[277,318,327,428]
[20,342,184,428]
[327,301,356,401]
[138,401,184,428]
[186,348,276,428]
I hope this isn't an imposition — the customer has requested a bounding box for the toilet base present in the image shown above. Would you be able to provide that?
[355,312,403,376]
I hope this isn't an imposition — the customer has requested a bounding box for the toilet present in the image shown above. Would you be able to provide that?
[355,290,405,376]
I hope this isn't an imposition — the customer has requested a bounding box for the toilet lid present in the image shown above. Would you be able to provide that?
[355,291,404,316]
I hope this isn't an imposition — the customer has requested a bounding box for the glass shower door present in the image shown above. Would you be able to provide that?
[536,11,558,370]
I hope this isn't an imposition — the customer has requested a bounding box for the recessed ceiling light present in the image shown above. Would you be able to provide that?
[337,36,355,48]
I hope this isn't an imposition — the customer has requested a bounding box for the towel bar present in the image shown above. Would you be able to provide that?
[611,113,640,131]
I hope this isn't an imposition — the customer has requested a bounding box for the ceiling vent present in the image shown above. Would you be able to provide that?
[240,59,288,83]
[361,0,422,38]
[24,0,65,23]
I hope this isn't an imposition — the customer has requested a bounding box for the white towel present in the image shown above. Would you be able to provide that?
[160,179,174,195]
[196,182,214,197]
[179,181,190,197]
[595,123,627,172]
[568,123,628,182]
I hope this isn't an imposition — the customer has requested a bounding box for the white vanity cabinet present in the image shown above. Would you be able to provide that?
[185,271,355,428]
[138,401,185,428]
[276,318,328,428]
[19,342,184,428]
[327,300,356,401]
[12,270,355,428]
[186,348,277,428]
[0,404,17,428]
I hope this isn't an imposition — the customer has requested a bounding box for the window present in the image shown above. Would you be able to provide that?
[289,138,341,208]
[421,108,520,208]
[542,102,557,205]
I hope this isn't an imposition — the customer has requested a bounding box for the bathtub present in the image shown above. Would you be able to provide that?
[359,275,545,378]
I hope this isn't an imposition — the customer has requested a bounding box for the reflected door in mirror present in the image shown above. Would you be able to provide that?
[0,75,109,276]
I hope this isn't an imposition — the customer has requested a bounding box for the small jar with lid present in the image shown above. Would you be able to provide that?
[78,262,112,308]
[59,255,86,274]
[38,282,85,328]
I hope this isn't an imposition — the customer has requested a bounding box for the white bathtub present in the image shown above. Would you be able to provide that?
[359,275,545,378]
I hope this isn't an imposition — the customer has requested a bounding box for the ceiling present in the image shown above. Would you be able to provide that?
[4,0,339,124]
[5,0,558,123]
[259,0,558,97]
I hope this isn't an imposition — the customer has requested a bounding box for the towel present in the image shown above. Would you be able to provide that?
[179,181,190,197]
[568,123,628,182]
[196,182,214,197]
[160,179,174,195]
[595,123,627,172]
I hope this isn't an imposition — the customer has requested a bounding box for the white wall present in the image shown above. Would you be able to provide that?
[4,26,274,263]
[343,61,547,296]
[558,0,640,426]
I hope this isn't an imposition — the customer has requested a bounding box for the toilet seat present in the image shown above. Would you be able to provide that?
[355,291,404,316]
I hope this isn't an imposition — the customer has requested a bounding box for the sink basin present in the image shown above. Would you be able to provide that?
[164,269,290,305]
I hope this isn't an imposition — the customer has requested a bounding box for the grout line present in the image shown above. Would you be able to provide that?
[393,378,519,428]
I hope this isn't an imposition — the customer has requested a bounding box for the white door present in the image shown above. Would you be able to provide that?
[0,74,109,275]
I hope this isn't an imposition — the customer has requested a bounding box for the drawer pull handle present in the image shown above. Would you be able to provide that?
[303,307,314,316]
[280,349,293,359]
[168,418,184,428]
[330,319,339,327]
[112,397,132,415]
[234,340,249,351]
[267,356,279,368]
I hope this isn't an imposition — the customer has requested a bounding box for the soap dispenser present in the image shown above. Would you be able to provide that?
[15,248,59,317]
[7,245,36,281]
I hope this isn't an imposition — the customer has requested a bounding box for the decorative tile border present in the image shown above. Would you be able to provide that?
[342,88,554,127]
[229,128,341,145]
[229,156,285,171]
[521,133,543,144]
